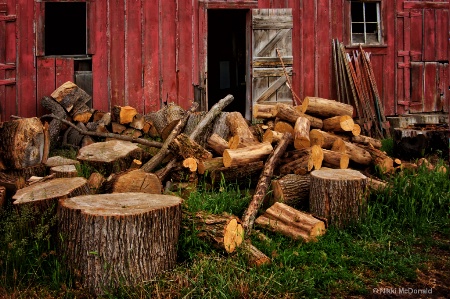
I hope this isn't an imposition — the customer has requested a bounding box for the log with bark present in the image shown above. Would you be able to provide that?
[322,149,349,169]
[112,105,138,125]
[303,96,354,118]
[271,174,310,209]
[129,114,145,130]
[255,202,326,242]
[13,177,90,212]
[183,211,244,254]
[359,144,394,173]
[240,240,271,267]
[226,111,259,149]
[41,96,68,144]
[309,129,342,150]
[276,103,323,129]
[338,140,372,166]
[58,193,182,295]
[262,129,284,144]
[309,169,368,228]
[253,104,278,119]
[207,133,229,156]
[168,133,213,161]
[209,161,264,185]
[322,115,354,133]
[87,172,106,194]
[0,117,48,170]
[279,145,323,175]
[223,142,273,167]
[351,134,382,149]
[273,120,294,135]
[77,140,148,176]
[242,132,293,235]
[0,186,5,209]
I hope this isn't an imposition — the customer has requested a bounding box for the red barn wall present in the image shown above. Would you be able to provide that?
[0,0,448,121]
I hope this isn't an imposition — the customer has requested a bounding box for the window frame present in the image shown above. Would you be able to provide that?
[345,0,386,48]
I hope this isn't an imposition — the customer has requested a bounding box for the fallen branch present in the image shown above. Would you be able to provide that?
[39,114,163,148]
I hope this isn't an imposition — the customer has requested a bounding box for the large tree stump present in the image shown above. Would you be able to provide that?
[255,202,326,242]
[309,169,368,228]
[13,177,90,212]
[0,117,48,170]
[77,140,147,176]
[58,193,182,295]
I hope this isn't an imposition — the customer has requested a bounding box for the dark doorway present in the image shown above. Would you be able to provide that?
[208,9,247,115]
[45,2,86,56]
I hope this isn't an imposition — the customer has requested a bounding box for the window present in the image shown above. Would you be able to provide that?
[350,1,381,45]
[45,2,86,56]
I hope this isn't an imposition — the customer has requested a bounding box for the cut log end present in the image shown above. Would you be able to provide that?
[223,218,245,253]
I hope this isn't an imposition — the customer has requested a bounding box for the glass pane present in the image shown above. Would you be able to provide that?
[352,23,365,34]
[351,2,364,22]
[365,2,378,22]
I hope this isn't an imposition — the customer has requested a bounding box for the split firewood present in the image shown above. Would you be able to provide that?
[87,172,106,194]
[51,81,91,113]
[303,96,353,118]
[91,110,106,123]
[0,117,48,170]
[223,142,273,167]
[310,129,342,149]
[253,104,277,119]
[183,211,244,254]
[41,96,68,144]
[242,133,293,235]
[13,177,90,212]
[112,105,138,125]
[351,134,382,149]
[105,169,162,194]
[59,193,182,295]
[323,115,354,133]
[129,113,145,130]
[322,149,349,169]
[41,113,163,148]
[262,129,284,144]
[78,140,148,176]
[72,103,93,123]
[169,133,213,161]
[207,133,229,155]
[141,103,199,172]
[112,122,127,134]
[255,202,326,242]
[197,157,224,175]
[293,116,311,149]
[335,140,372,166]
[271,174,310,209]
[240,240,271,267]
[309,169,368,228]
[50,165,79,178]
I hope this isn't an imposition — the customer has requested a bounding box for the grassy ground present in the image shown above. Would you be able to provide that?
[0,156,449,298]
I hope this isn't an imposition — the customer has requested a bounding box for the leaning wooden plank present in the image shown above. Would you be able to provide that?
[242,133,293,235]
[255,202,326,242]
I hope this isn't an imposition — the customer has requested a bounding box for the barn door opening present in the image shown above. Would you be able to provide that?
[207,9,248,116]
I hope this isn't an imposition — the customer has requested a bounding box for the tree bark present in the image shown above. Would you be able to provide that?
[351,134,382,149]
[183,211,244,254]
[309,129,343,149]
[359,144,394,173]
[209,161,264,184]
[242,133,293,235]
[207,133,229,156]
[253,104,277,119]
[255,202,326,242]
[339,140,372,166]
[309,169,368,228]
[41,96,67,144]
[241,240,271,267]
[271,174,310,209]
[58,193,182,295]
[322,149,349,169]
[169,133,213,161]
[197,157,224,175]
[0,117,47,170]
[262,129,284,144]
[51,81,91,113]
[226,111,259,147]
[223,142,273,167]
[303,96,354,118]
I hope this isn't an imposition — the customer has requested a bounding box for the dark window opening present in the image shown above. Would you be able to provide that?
[351,1,381,45]
[208,9,247,115]
[45,2,86,56]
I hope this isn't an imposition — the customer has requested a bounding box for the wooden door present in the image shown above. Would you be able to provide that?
[252,9,293,112]
[400,2,449,113]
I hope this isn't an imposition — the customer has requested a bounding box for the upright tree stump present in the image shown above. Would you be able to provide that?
[309,169,368,228]
[58,193,183,295]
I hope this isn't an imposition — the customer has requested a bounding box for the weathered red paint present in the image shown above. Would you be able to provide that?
[0,0,449,122]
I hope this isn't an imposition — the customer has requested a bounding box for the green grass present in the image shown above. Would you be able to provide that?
[0,161,449,298]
